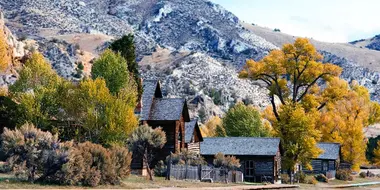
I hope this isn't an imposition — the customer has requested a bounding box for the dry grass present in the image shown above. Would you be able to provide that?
[0,174,246,189]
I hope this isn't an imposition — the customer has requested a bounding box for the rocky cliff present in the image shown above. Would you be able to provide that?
[1,0,380,121]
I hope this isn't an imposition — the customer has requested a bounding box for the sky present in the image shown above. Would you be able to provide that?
[210,0,380,43]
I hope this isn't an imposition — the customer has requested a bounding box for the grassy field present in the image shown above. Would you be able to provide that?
[0,174,248,189]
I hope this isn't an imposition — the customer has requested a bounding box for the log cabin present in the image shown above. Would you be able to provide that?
[132,80,191,175]
[301,142,341,179]
[185,119,203,153]
[200,137,281,183]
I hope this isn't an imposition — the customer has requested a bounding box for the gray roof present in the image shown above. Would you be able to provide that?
[141,80,161,120]
[200,137,280,156]
[148,98,186,120]
[185,119,198,143]
[317,143,340,160]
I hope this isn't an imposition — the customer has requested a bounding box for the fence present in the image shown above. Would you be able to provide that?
[168,164,243,183]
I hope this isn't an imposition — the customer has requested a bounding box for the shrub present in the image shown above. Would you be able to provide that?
[294,171,306,183]
[1,124,132,187]
[281,173,290,184]
[336,169,353,181]
[77,62,84,70]
[307,178,317,185]
[359,171,366,178]
[314,174,328,183]
[1,123,71,182]
[167,149,206,166]
[61,141,132,186]
[154,160,167,177]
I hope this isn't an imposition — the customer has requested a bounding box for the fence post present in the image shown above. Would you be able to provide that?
[198,164,202,181]
[166,153,172,180]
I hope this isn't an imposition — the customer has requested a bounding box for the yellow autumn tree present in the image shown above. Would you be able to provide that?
[200,116,222,137]
[319,81,378,170]
[0,29,10,72]
[373,141,380,166]
[239,38,345,177]
[62,78,138,146]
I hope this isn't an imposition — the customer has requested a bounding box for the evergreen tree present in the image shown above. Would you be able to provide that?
[109,34,142,99]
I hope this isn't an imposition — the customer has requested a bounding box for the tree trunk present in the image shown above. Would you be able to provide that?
[146,164,154,181]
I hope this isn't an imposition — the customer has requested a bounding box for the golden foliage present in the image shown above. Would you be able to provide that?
[319,82,375,171]
[373,141,380,166]
[0,29,10,72]
[200,116,222,137]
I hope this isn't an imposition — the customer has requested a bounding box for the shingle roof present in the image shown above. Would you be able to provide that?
[200,137,280,156]
[148,98,186,120]
[317,143,340,160]
[141,80,161,120]
[185,119,198,143]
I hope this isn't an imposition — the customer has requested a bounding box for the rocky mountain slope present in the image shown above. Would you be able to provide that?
[1,0,380,120]
[350,35,380,51]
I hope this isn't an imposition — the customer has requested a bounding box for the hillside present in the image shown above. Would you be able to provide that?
[1,0,380,120]
[350,34,380,51]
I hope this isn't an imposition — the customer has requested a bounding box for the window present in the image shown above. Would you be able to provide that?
[322,161,328,171]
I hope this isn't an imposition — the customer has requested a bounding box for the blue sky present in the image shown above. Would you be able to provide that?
[210,0,380,43]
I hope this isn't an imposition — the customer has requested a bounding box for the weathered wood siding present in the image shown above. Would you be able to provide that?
[186,142,200,153]
[203,155,277,183]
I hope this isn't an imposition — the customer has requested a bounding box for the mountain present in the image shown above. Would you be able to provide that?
[350,35,380,51]
[1,0,380,121]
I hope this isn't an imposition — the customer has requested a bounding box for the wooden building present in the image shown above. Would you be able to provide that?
[132,80,191,174]
[302,142,341,179]
[200,137,281,183]
[184,119,203,153]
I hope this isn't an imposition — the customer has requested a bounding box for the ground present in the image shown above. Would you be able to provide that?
[0,174,245,189]
[1,173,380,189]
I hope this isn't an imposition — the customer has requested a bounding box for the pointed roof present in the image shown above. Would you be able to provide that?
[140,80,162,120]
[200,137,280,156]
[185,119,198,143]
[148,98,189,121]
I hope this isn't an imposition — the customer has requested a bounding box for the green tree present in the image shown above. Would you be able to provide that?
[239,38,343,180]
[9,53,63,130]
[109,34,142,99]
[222,103,269,137]
[62,78,138,146]
[127,125,166,181]
[92,49,131,95]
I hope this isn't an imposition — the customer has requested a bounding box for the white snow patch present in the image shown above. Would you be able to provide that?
[78,1,86,6]
[153,5,172,22]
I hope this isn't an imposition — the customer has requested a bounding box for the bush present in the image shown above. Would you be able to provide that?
[61,142,132,186]
[314,174,328,183]
[1,123,71,182]
[281,173,290,184]
[154,160,167,177]
[294,171,306,183]
[336,169,353,181]
[167,149,206,166]
[1,124,132,186]
[359,171,367,178]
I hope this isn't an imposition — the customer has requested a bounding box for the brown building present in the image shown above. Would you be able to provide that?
[185,119,203,153]
[132,80,196,174]
[200,137,281,183]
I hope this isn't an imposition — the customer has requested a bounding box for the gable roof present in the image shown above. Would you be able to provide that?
[200,137,280,156]
[317,143,340,160]
[141,80,162,120]
[148,98,189,121]
[185,119,198,143]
